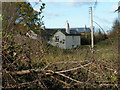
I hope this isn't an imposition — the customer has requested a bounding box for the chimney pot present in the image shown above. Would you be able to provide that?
[66,20,70,34]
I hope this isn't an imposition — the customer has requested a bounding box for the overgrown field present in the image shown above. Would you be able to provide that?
[3,32,118,89]
[34,39,117,67]
[2,2,119,89]
[26,39,118,89]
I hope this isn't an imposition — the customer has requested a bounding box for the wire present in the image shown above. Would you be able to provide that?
[93,21,105,34]
[93,0,97,10]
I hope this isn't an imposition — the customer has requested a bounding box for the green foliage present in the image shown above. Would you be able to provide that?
[81,33,91,45]
[94,29,108,44]
[18,2,45,32]
[95,39,111,47]
[2,2,118,89]
[2,2,45,34]
[2,2,46,88]
[81,29,108,45]
[109,19,120,41]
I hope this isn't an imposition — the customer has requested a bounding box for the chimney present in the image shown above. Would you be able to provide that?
[84,25,87,38]
[66,20,70,34]
[84,25,87,32]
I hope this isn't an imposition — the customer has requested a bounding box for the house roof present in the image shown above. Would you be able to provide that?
[45,27,91,36]
[60,30,81,36]
[45,28,81,36]
[46,27,91,33]
[70,28,91,33]
[45,29,57,36]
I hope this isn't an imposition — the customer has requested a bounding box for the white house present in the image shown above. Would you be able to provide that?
[48,21,81,49]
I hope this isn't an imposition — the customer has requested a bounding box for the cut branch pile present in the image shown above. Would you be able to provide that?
[3,60,118,89]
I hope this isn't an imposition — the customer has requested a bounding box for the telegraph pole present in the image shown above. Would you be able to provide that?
[90,7,94,53]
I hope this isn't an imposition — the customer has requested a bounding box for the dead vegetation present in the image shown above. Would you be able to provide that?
[2,34,119,89]
[2,20,119,89]
[2,2,120,89]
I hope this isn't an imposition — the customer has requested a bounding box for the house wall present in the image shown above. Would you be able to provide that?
[66,36,81,49]
[49,31,81,49]
[49,31,66,49]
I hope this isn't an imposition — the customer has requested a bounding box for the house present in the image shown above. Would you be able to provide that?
[46,21,82,49]
[45,25,91,40]
[24,20,90,49]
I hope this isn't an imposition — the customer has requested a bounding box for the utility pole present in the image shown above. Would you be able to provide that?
[90,7,94,53]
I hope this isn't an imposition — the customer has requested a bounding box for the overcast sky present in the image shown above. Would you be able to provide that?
[30,0,119,32]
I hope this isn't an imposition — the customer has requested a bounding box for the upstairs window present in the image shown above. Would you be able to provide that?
[55,36,59,42]
[72,45,74,48]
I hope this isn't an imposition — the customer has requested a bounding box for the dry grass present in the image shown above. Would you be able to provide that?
[3,31,118,89]
[34,39,117,65]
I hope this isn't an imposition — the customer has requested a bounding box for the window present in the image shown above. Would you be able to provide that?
[55,36,59,42]
[72,45,74,48]
[63,39,65,42]
[62,39,65,44]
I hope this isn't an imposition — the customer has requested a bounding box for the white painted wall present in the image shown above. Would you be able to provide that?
[66,36,81,49]
[49,31,81,49]
[49,31,66,49]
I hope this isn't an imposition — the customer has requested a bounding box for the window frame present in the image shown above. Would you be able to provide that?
[55,36,59,42]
